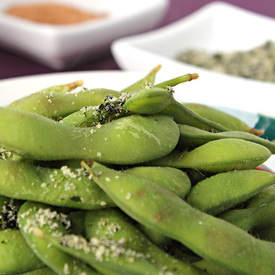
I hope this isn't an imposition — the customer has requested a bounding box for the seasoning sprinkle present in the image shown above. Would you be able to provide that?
[177,40,275,82]
[6,3,107,25]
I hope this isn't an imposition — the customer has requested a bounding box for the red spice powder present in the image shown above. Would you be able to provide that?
[5,3,107,25]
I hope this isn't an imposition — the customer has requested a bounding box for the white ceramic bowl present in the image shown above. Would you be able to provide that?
[0,0,168,69]
[112,2,275,118]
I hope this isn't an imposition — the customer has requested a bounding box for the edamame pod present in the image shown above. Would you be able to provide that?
[125,166,191,247]
[8,89,120,118]
[18,202,97,275]
[121,65,161,93]
[61,106,99,127]
[178,124,275,153]
[221,200,275,232]
[161,99,228,132]
[0,160,114,209]
[183,103,263,136]
[179,124,275,154]
[0,229,44,274]
[152,138,271,172]
[155,73,199,88]
[124,87,173,114]
[89,162,275,275]
[47,230,161,274]
[0,108,179,164]
[248,185,275,208]
[32,80,83,94]
[62,93,129,127]
[125,166,191,199]
[186,170,275,215]
[220,186,275,231]
[63,87,174,127]
[84,208,204,275]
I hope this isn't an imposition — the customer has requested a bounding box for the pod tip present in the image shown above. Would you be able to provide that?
[249,128,265,136]
[190,73,199,80]
[154,64,162,72]
[67,80,84,91]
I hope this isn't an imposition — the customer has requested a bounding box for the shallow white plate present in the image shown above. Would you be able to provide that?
[0,70,274,170]
[112,2,275,118]
[0,0,168,69]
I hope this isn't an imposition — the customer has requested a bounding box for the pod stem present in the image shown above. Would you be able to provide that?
[155,73,199,88]
[66,80,84,92]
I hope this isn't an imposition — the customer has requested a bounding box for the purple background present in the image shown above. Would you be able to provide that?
[1,0,274,80]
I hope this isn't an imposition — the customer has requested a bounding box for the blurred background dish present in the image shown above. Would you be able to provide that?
[112,2,275,75]
[112,2,275,118]
[0,0,168,69]
[1,0,275,80]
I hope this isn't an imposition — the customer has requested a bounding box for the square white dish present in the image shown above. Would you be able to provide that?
[0,0,168,69]
[112,2,275,118]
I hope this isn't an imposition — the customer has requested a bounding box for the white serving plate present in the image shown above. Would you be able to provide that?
[0,0,168,69]
[112,2,275,118]
[0,70,274,170]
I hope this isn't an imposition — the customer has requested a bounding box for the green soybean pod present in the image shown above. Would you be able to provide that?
[155,73,199,88]
[84,208,204,275]
[178,124,275,153]
[125,166,191,199]
[61,91,129,127]
[121,65,161,93]
[220,186,275,231]
[124,87,173,114]
[152,138,271,172]
[61,106,99,127]
[183,103,263,136]
[62,87,173,127]
[186,170,275,215]
[47,232,161,274]
[0,160,114,210]
[125,166,190,248]
[0,108,179,164]
[221,200,275,232]
[89,162,275,275]
[20,267,56,275]
[8,88,120,118]
[32,80,84,94]
[18,202,97,275]
[161,99,228,132]
[0,229,44,275]
[248,185,275,208]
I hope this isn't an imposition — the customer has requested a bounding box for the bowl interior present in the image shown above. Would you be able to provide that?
[130,2,275,58]
[0,0,162,24]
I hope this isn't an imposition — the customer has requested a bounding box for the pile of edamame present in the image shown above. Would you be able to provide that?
[0,66,275,275]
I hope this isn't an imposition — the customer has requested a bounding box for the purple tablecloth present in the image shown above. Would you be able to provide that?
[0,0,274,80]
